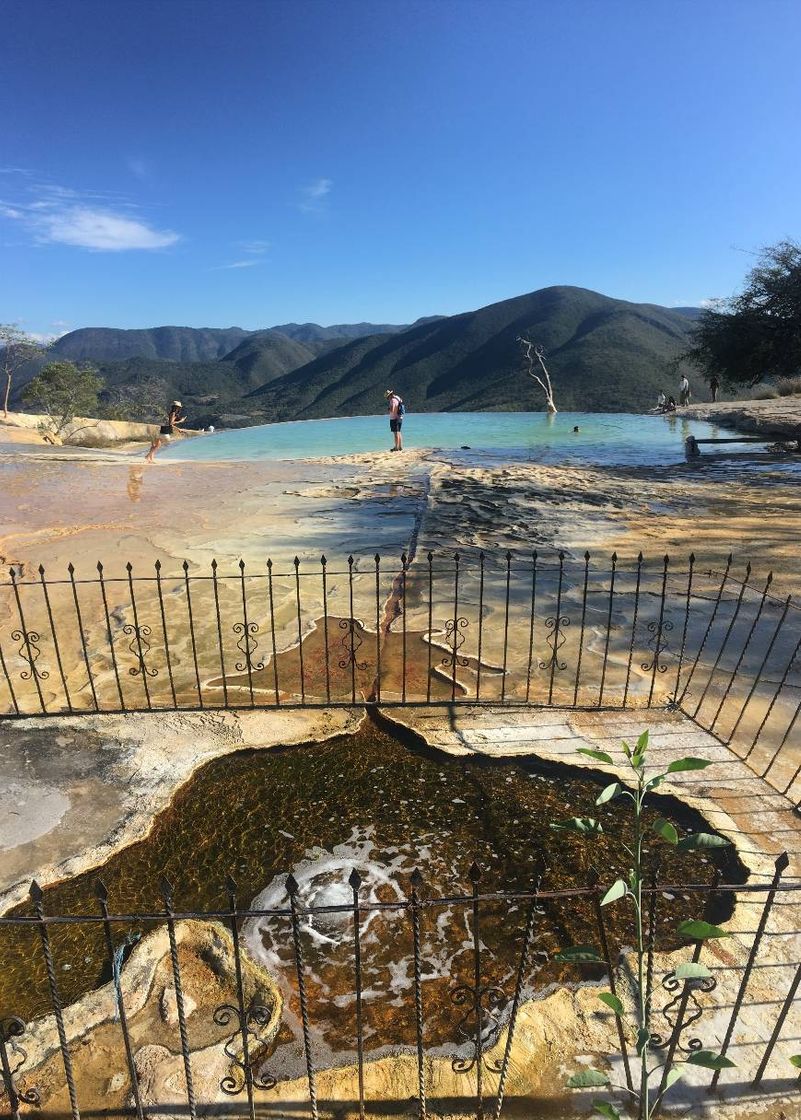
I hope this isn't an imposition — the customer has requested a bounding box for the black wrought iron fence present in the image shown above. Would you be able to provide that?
[1,857,799,1120]
[1,551,800,798]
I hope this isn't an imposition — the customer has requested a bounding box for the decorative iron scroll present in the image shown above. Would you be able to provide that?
[642,616,674,674]
[0,1016,41,1107]
[10,630,49,682]
[651,969,717,1053]
[450,982,508,1074]
[122,623,157,678]
[442,616,470,670]
[539,615,570,671]
[233,622,264,673]
[213,1001,277,1094]
[338,618,368,671]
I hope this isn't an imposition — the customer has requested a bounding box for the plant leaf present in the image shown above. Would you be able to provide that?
[789,1055,801,1069]
[636,1027,651,1055]
[554,944,604,963]
[550,817,604,835]
[674,961,712,980]
[666,757,713,773]
[622,740,632,758]
[566,1069,609,1088]
[685,1050,735,1070]
[636,730,650,753]
[646,774,665,791]
[676,832,731,852]
[677,919,730,941]
[597,992,624,1016]
[652,817,679,845]
[600,879,628,906]
[578,748,616,765]
[592,1102,622,1120]
[662,1068,683,1091]
[596,782,623,806]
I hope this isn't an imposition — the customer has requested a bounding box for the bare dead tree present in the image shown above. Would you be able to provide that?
[518,336,558,414]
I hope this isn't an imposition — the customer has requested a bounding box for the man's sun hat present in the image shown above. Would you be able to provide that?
[173,400,182,406]
[385,389,393,396]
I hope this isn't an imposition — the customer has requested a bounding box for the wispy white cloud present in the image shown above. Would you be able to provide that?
[0,172,180,251]
[298,177,332,213]
[212,258,262,270]
[238,239,270,254]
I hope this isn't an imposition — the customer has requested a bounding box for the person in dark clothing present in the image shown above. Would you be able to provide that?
[710,375,720,402]
[146,401,186,462]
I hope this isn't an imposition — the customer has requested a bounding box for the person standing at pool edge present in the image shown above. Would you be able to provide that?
[146,400,186,462]
[386,388,404,451]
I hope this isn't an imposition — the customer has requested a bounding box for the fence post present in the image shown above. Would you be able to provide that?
[40,563,73,713]
[711,852,790,1089]
[9,566,47,713]
[709,572,773,734]
[598,553,617,706]
[691,562,751,718]
[286,873,319,1120]
[374,553,382,704]
[155,560,178,709]
[159,877,197,1119]
[182,560,204,708]
[30,880,81,1120]
[476,552,485,702]
[211,559,229,708]
[646,554,670,708]
[525,550,538,703]
[321,556,331,704]
[500,552,511,701]
[97,561,125,711]
[677,554,732,705]
[350,869,366,1120]
[622,552,643,708]
[266,558,280,705]
[410,869,428,1120]
[95,879,144,1119]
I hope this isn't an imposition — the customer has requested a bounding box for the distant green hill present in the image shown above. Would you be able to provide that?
[247,286,697,418]
[52,325,252,363]
[19,288,700,426]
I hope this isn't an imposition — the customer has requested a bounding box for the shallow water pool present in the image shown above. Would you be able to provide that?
[163,411,725,467]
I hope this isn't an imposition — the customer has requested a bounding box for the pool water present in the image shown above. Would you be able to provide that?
[2,720,741,1062]
[162,411,724,466]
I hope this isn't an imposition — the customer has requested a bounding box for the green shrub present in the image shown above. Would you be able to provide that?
[752,385,780,400]
[775,376,801,396]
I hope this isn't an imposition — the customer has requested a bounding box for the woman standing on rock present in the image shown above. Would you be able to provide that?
[146,401,186,462]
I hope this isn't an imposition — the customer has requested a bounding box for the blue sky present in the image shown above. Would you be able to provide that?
[3,0,800,337]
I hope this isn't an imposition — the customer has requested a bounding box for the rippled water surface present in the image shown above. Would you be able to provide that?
[163,412,727,466]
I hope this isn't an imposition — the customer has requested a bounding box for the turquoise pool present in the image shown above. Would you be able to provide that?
[162,411,723,467]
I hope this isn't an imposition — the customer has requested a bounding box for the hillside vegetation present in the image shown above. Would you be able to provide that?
[21,287,698,426]
[249,287,697,419]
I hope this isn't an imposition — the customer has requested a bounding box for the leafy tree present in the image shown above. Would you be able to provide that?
[23,360,104,438]
[0,324,47,419]
[688,239,801,387]
[99,376,170,423]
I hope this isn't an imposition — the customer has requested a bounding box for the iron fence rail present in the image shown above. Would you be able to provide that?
[1,550,800,799]
[1,858,799,1120]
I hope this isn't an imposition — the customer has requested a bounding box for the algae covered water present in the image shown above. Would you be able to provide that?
[2,719,741,1057]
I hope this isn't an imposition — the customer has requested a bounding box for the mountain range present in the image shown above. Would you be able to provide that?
[27,287,700,425]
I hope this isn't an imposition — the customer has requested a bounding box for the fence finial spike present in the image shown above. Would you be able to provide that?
[585,867,600,888]
[348,554,354,566]
[611,551,617,563]
[410,868,424,889]
[374,553,380,564]
[775,851,790,873]
[321,554,327,566]
[293,556,300,568]
[468,860,482,883]
[94,878,109,902]
[29,879,43,903]
[239,558,246,572]
[159,876,174,904]
[126,561,133,573]
[286,872,299,897]
[224,873,238,896]
[584,550,590,561]
[38,563,45,576]
[348,868,362,890]
[211,558,218,571]
[766,572,773,584]
[637,552,643,564]
[67,562,75,575]
[182,559,189,572]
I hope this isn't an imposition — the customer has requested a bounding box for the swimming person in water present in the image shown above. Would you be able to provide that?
[146,400,186,462]
[385,388,404,451]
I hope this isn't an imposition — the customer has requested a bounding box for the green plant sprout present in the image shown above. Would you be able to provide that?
[551,730,735,1119]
